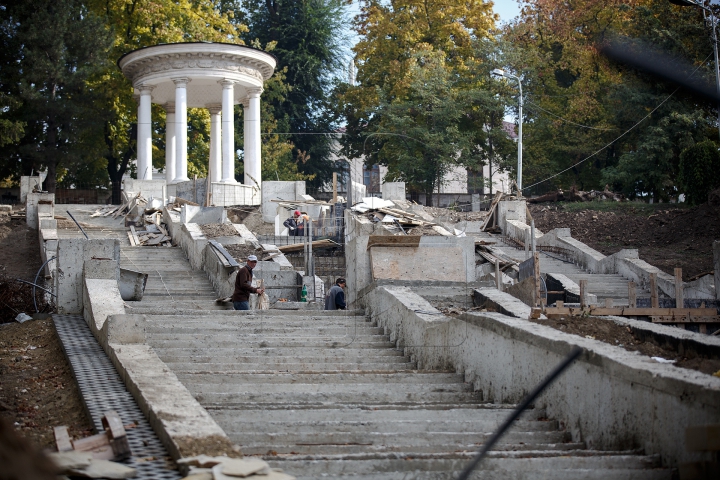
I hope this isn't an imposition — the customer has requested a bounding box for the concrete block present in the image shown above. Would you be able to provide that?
[83,278,124,337]
[181,205,226,225]
[26,192,54,229]
[39,218,57,230]
[381,182,405,201]
[232,224,259,243]
[303,275,325,303]
[103,314,147,344]
[256,270,302,303]
[173,178,207,205]
[123,179,166,200]
[546,273,598,305]
[497,200,526,234]
[211,182,260,206]
[261,181,305,223]
[20,176,43,204]
[84,259,117,280]
[56,239,87,314]
[473,287,537,318]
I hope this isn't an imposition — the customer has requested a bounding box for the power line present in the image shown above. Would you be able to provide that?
[525,100,617,131]
[522,51,714,192]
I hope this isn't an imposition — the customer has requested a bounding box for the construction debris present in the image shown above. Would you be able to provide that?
[528,186,623,204]
[54,411,131,461]
[48,451,137,479]
[177,455,295,480]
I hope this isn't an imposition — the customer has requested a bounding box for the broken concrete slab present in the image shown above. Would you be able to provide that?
[218,457,269,477]
[68,458,136,479]
[48,451,93,471]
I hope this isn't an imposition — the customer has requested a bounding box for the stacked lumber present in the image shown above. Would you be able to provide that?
[277,239,340,253]
[90,191,148,219]
[127,222,172,247]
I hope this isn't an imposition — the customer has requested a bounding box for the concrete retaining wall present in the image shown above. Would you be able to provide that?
[211,182,260,206]
[123,179,166,200]
[261,181,306,223]
[365,285,720,467]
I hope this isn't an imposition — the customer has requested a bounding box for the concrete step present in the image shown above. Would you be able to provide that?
[267,454,669,479]
[170,363,416,373]
[152,339,397,349]
[155,347,406,361]
[234,429,571,449]
[179,372,463,385]
[193,388,480,405]
[147,326,383,336]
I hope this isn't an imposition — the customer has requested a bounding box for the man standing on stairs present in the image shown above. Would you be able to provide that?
[324,278,346,310]
[232,255,265,310]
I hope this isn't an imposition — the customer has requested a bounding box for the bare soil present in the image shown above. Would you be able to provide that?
[227,206,275,235]
[529,202,720,280]
[224,243,263,264]
[531,315,720,376]
[0,211,95,450]
[200,223,240,238]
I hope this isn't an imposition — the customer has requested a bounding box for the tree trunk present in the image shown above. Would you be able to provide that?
[45,115,57,194]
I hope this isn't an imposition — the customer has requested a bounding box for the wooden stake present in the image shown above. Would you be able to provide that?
[495,259,502,291]
[674,268,684,309]
[332,172,338,203]
[628,282,636,308]
[650,273,659,308]
[579,279,588,309]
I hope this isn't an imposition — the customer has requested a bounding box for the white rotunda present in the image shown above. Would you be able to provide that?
[118,42,276,191]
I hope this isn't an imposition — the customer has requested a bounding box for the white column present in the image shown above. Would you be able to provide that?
[242,97,250,184]
[164,102,176,184]
[207,104,222,184]
[173,77,190,183]
[245,87,263,189]
[137,85,154,180]
[220,80,236,183]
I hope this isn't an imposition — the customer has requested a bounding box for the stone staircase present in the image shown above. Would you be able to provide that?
[494,244,652,306]
[143,309,671,479]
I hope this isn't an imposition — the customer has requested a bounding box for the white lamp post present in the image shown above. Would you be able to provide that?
[491,68,523,195]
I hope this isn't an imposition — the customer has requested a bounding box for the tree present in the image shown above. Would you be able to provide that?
[504,0,717,199]
[340,0,504,199]
[0,0,113,193]
[241,0,350,187]
[678,139,720,205]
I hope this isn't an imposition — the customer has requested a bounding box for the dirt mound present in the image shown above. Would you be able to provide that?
[227,206,275,235]
[530,202,720,280]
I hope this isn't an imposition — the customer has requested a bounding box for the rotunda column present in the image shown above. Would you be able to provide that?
[220,80,236,183]
[164,102,176,184]
[241,97,250,185]
[207,104,222,184]
[137,84,155,180]
[173,77,191,183]
[245,87,263,189]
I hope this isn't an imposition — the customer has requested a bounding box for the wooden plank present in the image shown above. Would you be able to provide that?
[579,279,588,309]
[556,301,564,308]
[279,239,338,253]
[72,432,115,460]
[54,426,73,452]
[480,190,503,231]
[126,231,136,247]
[543,306,718,317]
[129,226,140,246]
[628,282,636,308]
[332,172,337,203]
[675,267,684,309]
[651,316,717,324]
[650,273,659,308]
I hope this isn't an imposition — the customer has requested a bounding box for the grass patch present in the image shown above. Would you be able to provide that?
[534,201,692,215]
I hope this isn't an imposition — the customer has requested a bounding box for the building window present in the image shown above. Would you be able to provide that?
[363,165,381,193]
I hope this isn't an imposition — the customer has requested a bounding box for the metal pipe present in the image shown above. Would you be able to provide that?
[16,279,57,297]
[31,255,56,312]
[66,210,88,239]
[456,347,583,480]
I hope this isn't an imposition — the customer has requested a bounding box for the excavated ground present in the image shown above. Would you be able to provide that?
[529,202,720,281]
[0,212,94,449]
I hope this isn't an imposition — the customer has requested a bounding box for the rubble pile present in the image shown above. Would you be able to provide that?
[178,455,295,480]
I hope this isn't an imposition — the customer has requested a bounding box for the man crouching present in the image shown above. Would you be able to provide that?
[233,255,265,310]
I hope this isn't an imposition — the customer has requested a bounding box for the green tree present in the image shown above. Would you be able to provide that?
[678,139,720,205]
[241,0,350,187]
[0,0,113,192]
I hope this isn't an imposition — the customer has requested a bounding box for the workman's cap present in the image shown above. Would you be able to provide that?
[294,210,301,216]
[248,255,258,261]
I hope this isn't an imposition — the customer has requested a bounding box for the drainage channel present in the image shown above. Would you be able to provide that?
[53,314,181,480]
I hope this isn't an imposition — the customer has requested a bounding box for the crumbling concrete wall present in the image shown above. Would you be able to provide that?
[56,239,120,314]
[180,205,226,225]
[26,192,54,229]
[261,181,306,223]
[20,176,43,204]
[173,178,207,205]
[365,284,720,468]
[123,179,166,200]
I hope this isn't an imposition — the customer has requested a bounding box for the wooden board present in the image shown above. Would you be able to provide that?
[480,190,504,231]
[278,239,339,253]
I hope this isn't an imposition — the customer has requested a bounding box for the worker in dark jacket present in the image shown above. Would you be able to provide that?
[283,210,303,236]
[324,278,346,310]
[232,255,265,310]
